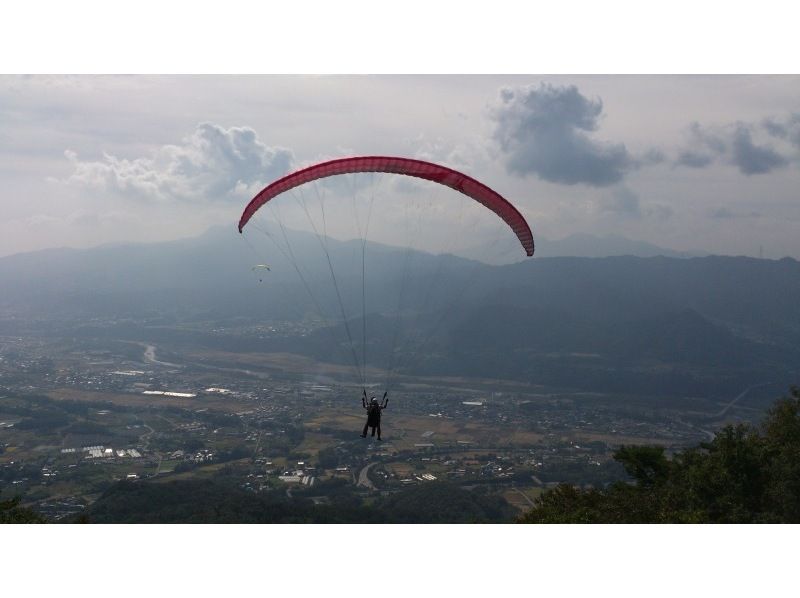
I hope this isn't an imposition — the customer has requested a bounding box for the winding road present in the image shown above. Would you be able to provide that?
[357,462,377,489]
[142,344,182,368]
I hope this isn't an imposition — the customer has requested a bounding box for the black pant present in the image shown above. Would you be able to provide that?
[362,422,381,439]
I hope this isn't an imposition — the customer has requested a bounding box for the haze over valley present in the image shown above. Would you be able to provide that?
[2,227,797,522]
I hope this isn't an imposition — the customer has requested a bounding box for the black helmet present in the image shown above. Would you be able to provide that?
[371,397,378,404]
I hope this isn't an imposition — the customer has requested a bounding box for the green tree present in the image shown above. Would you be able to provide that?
[0,497,47,524]
[520,386,800,524]
[761,386,800,520]
[316,447,339,470]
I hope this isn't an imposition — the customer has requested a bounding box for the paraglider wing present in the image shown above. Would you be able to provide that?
[238,156,534,256]
[251,264,271,271]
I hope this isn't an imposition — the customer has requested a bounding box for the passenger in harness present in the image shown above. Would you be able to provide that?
[360,389,388,440]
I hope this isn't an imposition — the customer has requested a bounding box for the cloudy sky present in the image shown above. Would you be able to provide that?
[2,74,799,259]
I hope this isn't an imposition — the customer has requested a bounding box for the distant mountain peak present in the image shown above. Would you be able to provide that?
[535,233,703,259]
[457,232,703,264]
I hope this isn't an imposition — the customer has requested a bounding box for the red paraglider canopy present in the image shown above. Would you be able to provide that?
[238,156,534,256]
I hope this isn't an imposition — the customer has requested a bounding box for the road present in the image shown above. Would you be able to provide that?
[142,344,182,368]
[357,462,377,489]
[139,423,156,450]
[711,382,774,420]
[679,418,716,442]
[673,381,776,442]
[143,342,275,379]
[511,487,536,508]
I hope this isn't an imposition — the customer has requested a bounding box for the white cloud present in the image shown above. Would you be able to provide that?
[63,122,293,203]
[386,136,491,195]
[3,75,800,259]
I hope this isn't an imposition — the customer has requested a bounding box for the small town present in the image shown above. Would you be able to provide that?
[1,328,729,520]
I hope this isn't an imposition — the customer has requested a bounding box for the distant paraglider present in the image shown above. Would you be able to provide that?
[237,155,535,423]
[251,264,271,282]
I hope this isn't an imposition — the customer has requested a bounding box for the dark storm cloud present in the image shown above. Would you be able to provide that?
[709,206,762,219]
[675,120,792,175]
[731,124,788,175]
[648,203,674,221]
[490,84,634,187]
[602,187,642,218]
[673,122,726,169]
[676,151,714,168]
[763,118,788,139]
[689,121,727,154]
[711,207,735,219]
[641,148,667,165]
[599,187,673,221]
[763,113,800,149]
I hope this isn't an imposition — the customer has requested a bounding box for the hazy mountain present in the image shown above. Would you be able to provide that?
[1,226,798,397]
[0,225,484,321]
[535,233,704,259]
[459,232,703,264]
